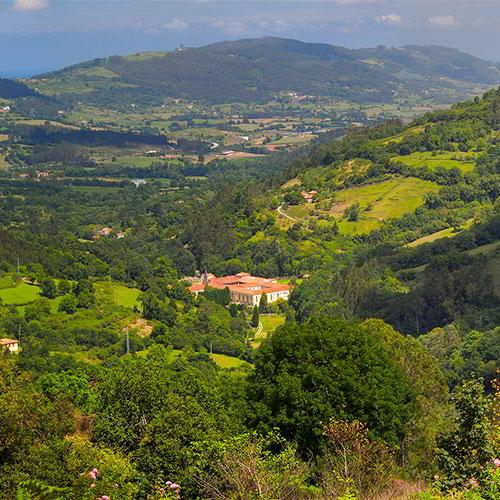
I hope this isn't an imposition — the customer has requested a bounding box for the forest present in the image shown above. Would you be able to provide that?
[0,84,498,499]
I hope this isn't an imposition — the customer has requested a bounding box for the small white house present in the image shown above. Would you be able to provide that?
[0,338,19,353]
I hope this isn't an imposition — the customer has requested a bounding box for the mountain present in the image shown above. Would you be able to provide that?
[31,37,500,106]
[0,77,38,99]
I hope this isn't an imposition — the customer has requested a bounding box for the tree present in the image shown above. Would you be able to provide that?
[40,279,57,299]
[251,305,260,328]
[259,293,268,313]
[284,192,302,206]
[58,294,77,314]
[435,379,496,491]
[57,279,72,295]
[249,317,416,454]
[344,203,360,222]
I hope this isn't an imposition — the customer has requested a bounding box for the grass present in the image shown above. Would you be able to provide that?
[467,240,500,256]
[251,313,285,348]
[0,154,9,170]
[209,353,251,369]
[50,350,102,365]
[406,227,459,247]
[333,177,440,235]
[391,151,476,174]
[136,347,250,369]
[94,281,141,309]
[0,282,41,305]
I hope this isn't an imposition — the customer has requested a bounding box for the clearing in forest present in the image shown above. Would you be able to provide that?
[391,151,477,173]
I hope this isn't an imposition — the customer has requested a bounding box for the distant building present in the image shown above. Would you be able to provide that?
[0,106,11,113]
[0,338,19,353]
[301,190,318,203]
[131,179,147,188]
[94,227,113,239]
[189,272,291,306]
[116,232,125,239]
[37,171,50,178]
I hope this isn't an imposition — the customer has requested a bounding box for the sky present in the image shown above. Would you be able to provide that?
[1,0,500,76]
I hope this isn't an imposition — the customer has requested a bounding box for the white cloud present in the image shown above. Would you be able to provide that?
[375,14,402,25]
[12,0,48,11]
[211,20,248,35]
[427,15,462,28]
[163,18,189,32]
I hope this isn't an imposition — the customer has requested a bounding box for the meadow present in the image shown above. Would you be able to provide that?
[94,281,142,309]
[391,151,477,173]
[279,176,440,235]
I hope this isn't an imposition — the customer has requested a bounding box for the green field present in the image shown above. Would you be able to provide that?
[333,177,440,235]
[391,152,476,173]
[251,313,285,347]
[95,281,142,309]
[0,282,41,304]
[406,227,458,247]
[209,353,251,369]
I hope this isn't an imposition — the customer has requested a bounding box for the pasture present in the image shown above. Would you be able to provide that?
[332,177,440,235]
[94,281,142,309]
[391,151,477,173]
[0,282,41,305]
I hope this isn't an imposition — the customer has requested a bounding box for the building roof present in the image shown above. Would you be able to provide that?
[188,273,291,296]
[0,338,18,345]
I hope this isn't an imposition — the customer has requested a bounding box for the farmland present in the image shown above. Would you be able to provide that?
[391,151,477,173]
[278,177,440,235]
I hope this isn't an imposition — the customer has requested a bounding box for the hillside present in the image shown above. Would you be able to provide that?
[30,37,500,106]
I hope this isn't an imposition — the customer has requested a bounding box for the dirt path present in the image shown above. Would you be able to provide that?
[277,204,301,222]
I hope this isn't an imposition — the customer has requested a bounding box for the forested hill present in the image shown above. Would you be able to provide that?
[31,37,500,105]
[182,87,500,337]
[0,77,38,99]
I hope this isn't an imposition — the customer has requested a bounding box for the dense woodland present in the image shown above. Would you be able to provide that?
[0,82,498,499]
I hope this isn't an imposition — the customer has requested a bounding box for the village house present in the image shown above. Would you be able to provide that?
[94,227,113,239]
[189,272,291,306]
[301,190,318,203]
[0,338,19,353]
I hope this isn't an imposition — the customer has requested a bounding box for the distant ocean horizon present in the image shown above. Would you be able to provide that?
[1,69,52,79]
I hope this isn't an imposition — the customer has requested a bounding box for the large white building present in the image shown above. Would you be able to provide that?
[189,272,291,306]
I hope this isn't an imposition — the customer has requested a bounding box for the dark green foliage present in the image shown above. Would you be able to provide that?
[204,286,231,306]
[39,38,500,106]
[435,379,496,491]
[249,317,416,453]
[40,278,57,299]
[259,293,268,312]
[252,305,260,328]
[58,294,77,314]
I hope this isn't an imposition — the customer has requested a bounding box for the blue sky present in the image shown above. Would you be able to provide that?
[1,1,500,76]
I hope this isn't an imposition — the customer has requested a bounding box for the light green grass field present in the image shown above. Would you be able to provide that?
[406,227,458,247]
[334,177,440,235]
[391,152,476,173]
[0,282,41,304]
[370,126,425,146]
[209,353,251,369]
[0,154,10,169]
[251,313,285,348]
[94,282,141,309]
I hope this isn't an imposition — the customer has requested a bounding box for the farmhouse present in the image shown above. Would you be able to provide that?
[189,272,291,306]
[0,338,19,353]
[301,190,318,203]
